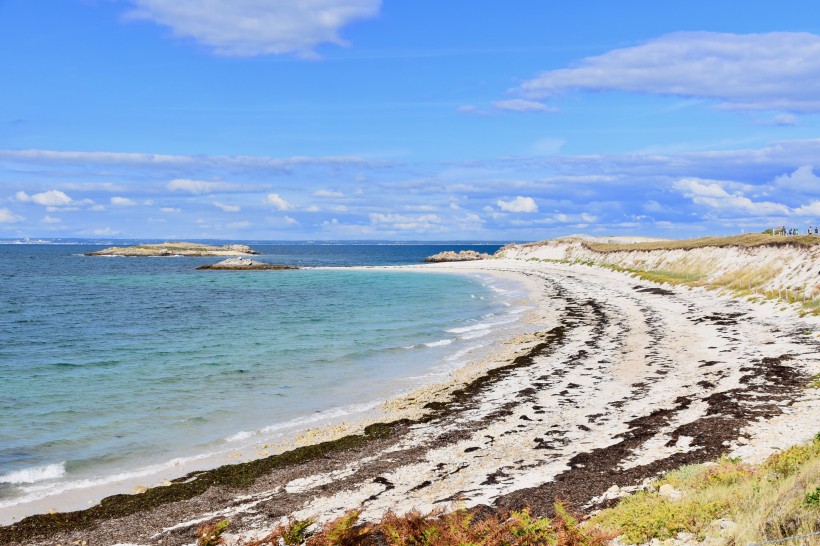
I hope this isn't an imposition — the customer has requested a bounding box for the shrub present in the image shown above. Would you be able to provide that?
[197,519,229,546]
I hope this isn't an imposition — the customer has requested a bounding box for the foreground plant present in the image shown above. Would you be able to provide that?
[591,433,820,545]
[197,518,229,546]
[238,502,610,545]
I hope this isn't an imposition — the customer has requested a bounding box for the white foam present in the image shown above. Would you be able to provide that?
[0,462,66,484]
[424,339,453,347]
[447,323,491,334]
[225,430,256,442]
[445,343,488,363]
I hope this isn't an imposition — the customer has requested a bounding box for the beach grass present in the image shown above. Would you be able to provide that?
[583,233,820,253]
[591,434,820,545]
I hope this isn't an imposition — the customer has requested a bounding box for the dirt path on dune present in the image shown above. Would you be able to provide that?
[7,262,819,545]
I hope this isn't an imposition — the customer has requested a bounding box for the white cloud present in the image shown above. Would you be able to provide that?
[794,201,820,216]
[0,150,386,176]
[773,165,820,194]
[93,227,121,236]
[160,207,181,213]
[16,190,73,207]
[89,204,107,212]
[111,196,137,206]
[303,205,321,212]
[675,178,790,215]
[41,215,61,224]
[213,201,241,212]
[265,193,294,211]
[497,196,538,213]
[0,208,23,223]
[167,179,238,194]
[125,0,381,57]
[515,32,820,112]
[312,189,345,198]
[283,215,298,225]
[369,213,441,230]
[493,99,555,113]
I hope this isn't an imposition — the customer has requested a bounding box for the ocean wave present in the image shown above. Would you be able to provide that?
[424,339,454,347]
[224,430,255,442]
[0,462,66,484]
[224,400,384,443]
[446,323,492,334]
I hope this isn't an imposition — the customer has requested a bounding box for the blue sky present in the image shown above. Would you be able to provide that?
[2,0,820,240]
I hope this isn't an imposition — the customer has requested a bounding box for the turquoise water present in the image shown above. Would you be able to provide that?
[0,244,524,513]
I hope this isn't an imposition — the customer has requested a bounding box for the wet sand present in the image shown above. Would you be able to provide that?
[4,259,819,545]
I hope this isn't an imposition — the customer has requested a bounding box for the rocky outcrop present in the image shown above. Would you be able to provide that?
[86,242,259,257]
[422,250,491,263]
[196,258,297,270]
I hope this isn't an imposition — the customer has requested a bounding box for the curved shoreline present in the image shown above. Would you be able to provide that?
[3,259,819,545]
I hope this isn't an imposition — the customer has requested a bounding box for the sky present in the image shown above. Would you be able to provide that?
[2,1,820,241]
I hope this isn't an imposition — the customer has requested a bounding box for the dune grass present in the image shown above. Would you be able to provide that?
[591,434,820,545]
[584,233,820,253]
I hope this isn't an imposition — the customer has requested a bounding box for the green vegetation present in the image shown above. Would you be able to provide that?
[584,233,820,253]
[592,434,820,545]
[224,435,820,545]
[241,503,611,546]
[197,519,229,546]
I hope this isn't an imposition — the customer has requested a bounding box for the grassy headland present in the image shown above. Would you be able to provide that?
[583,233,820,253]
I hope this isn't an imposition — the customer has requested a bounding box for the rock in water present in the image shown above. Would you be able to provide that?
[196,258,297,270]
[422,250,491,263]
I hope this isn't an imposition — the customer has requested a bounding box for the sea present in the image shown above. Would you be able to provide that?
[0,241,530,521]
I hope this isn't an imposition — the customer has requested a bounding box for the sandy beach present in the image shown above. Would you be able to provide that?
[4,256,819,545]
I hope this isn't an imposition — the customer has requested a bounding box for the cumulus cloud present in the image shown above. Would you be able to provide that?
[794,201,820,216]
[160,207,181,213]
[773,165,820,194]
[312,189,345,198]
[497,196,538,213]
[515,32,820,112]
[674,178,790,215]
[16,190,73,207]
[125,0,381,57]
[110,196,137,206]
[0,208,23,223]
[265,193,294,211]
[213,201,241,212]
[42,215,61,224]
[493,99,555,113]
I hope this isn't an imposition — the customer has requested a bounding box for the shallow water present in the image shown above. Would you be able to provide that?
[0,243,526,513]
